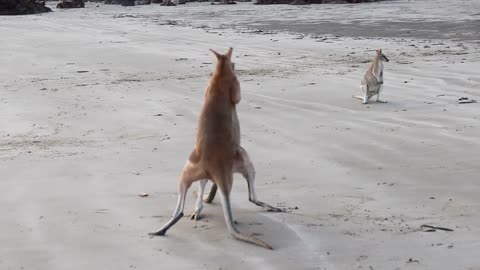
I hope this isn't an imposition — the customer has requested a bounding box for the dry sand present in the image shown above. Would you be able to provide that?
[1,0,479,269]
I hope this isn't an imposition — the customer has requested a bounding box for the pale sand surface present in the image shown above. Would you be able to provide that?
[1,1,479,269]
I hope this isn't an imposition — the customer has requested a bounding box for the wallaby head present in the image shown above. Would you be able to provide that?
[210,47,236,75]
[376,49,389,62]
[207,47,241,105]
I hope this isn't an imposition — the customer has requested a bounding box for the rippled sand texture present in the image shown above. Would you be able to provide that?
[1,1,479,269]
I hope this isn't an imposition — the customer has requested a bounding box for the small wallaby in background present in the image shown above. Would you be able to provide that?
[149,48,282,250]
[354,49,389,104]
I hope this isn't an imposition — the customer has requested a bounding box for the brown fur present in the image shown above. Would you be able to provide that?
[193,48,240,188]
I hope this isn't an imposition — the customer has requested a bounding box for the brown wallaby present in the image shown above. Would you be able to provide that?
[149,48,282,250]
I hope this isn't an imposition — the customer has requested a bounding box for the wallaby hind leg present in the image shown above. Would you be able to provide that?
[191,179,207,220]
[234,146,282,212]
[216,178,273,250]
[361,84,369,104]
[149,159,205,236]
[376,84,387,103]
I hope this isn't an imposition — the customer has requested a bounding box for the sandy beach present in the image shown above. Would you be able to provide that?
[1,0,479,269]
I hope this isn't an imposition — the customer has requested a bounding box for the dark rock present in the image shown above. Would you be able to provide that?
[254,0,283,4]
[57,0,85,8]
[0,0,52,14]
[289,0,309,4]
[211,1,236,4]
[256,0,382,4]
[104,0,135,5]
[121,0,134,5]
[159,0,176,5]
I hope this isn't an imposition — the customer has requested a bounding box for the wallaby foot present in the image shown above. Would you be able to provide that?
[376,84,386,103]
[362,95,369,104]
[361,85,370,104]
[151,157,205,237]
[190,180,207,221]
[149,212,184,236]
[250,199,283,212]
[230,230,273,250]
[218,187,273,250]
[234,146,283,213]
[190,209,203,220]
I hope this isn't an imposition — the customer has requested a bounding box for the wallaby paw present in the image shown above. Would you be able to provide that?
[148,230,166,237]
[267,206,284,212]
[190,210,202,221]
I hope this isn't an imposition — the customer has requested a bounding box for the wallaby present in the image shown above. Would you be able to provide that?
[354,49,389,104]
[149,48,282,250]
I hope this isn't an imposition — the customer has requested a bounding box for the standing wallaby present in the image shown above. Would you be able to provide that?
[354,49,389,104]
[149,48,282,250]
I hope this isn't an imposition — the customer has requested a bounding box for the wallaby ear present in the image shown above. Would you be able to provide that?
[377,49,382,54]
[210,49,221,60]
[226,47,233,60]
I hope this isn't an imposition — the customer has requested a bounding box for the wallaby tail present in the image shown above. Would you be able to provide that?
[352,95,364,100]
[192,182,217,203]
[204,183,217,203]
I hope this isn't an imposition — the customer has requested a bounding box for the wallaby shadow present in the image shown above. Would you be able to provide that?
[152,202,318,269]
